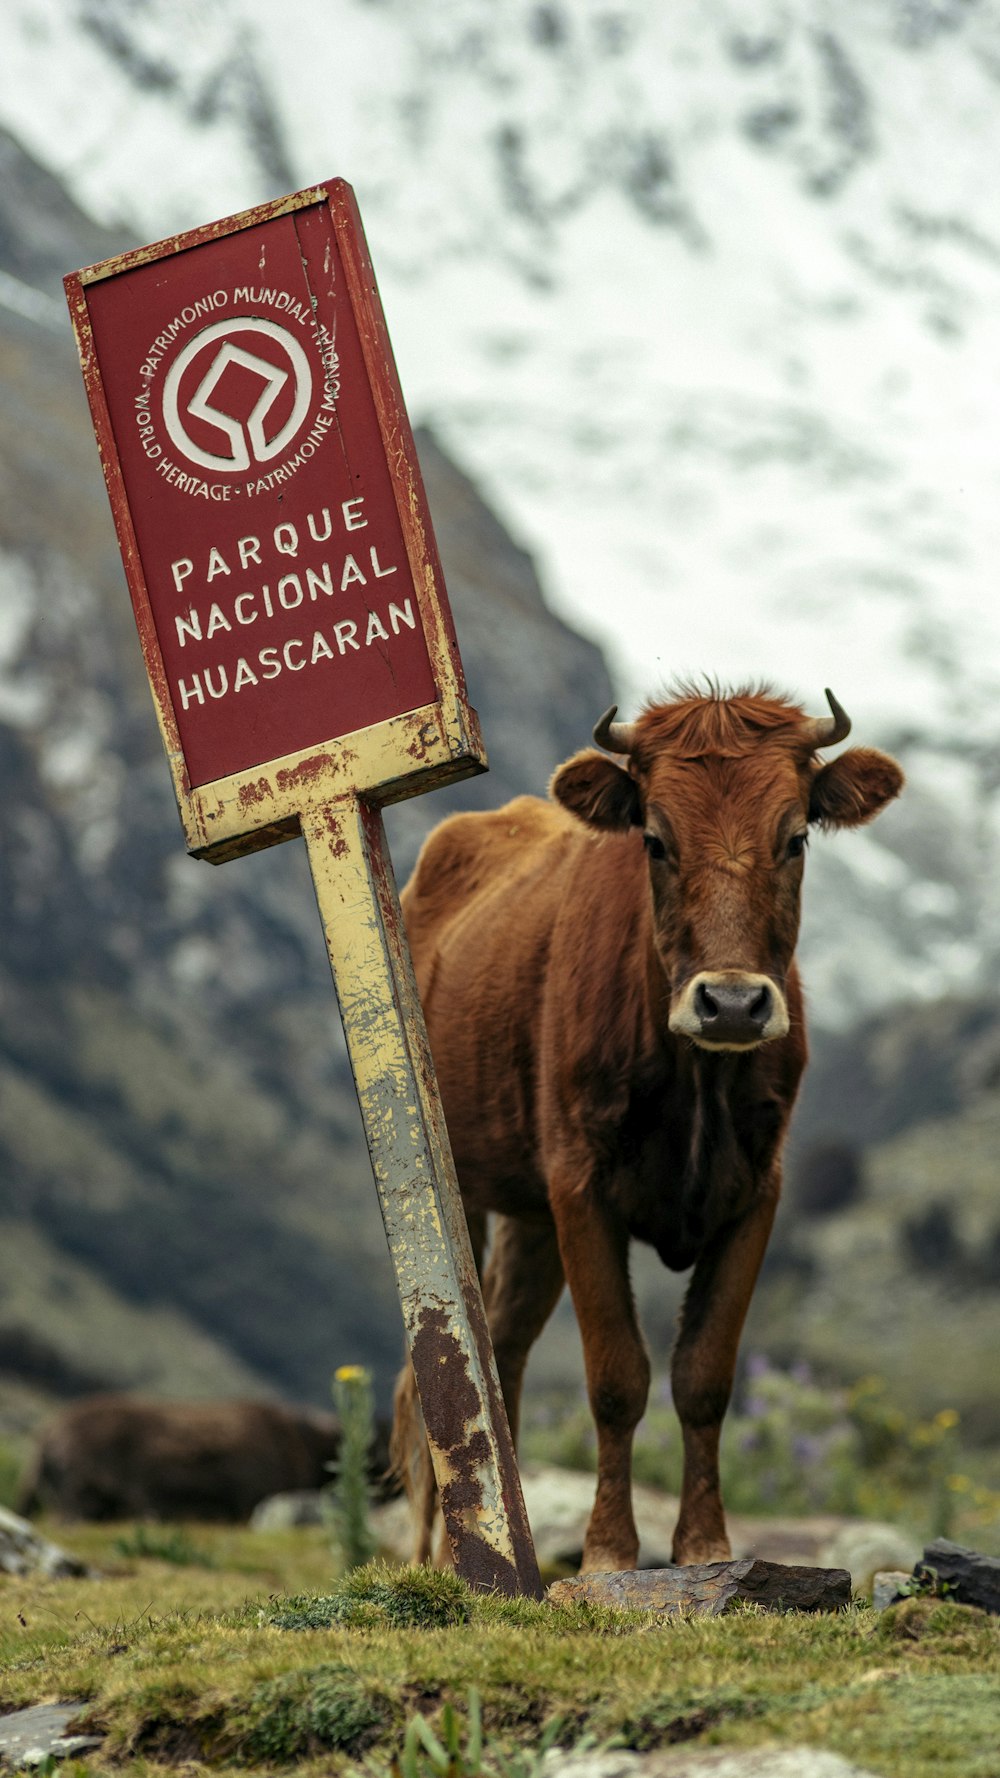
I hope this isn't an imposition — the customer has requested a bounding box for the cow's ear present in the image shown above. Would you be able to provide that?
[550,749,642,830]
[809,747,904,830]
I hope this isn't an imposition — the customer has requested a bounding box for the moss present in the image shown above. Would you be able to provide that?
[236,1662,389,1761]
[825,1674,1000,1776]
[616,1686,762,1750]
[877,1596,996,1652]
[271,1560,473,1631]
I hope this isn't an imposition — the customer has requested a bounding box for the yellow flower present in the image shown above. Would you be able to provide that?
[934,1408,960,1431]
[851,1374,885,1400]
[335,1364,367,1383]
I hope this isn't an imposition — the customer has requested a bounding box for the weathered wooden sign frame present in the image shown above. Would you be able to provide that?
[65,179,542,1598]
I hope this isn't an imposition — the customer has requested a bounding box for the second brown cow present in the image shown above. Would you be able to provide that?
[394,685,903,1572]
[19,1394,392,1522]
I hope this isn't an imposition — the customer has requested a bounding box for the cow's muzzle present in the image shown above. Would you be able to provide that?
[670,971,790,1050]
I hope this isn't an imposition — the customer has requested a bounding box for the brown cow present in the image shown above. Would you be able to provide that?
[18,1394,394,1522]
[393,686,903,1572]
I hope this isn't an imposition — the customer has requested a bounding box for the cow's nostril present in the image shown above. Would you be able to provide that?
[694,982,719,1023]
[749,985,772,1026]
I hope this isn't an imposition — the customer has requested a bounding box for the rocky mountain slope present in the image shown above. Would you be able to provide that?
[5,0,1000,1028]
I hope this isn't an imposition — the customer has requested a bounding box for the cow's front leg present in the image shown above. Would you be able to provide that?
[551,1175,649,1574]
[670,1186,778,1566]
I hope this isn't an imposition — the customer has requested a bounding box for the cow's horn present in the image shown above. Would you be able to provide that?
[593,705,637,754]
[804,688,851,749]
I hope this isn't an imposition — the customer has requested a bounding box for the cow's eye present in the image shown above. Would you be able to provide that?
[643,831,668,862]
[786,832,808,860]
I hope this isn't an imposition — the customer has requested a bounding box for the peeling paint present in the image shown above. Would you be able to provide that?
[276,752,339,793]
[238,777,274,811]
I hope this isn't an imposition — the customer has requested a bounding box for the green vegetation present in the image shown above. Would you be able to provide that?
[111,1525,217,1568]
[326,1365,377,1572]
[522,1360,1000,1548]
[272,1562,472,1632]
[3,1529,1000,1775]
[377,1687,593,1778]
[233,1662,390,1762]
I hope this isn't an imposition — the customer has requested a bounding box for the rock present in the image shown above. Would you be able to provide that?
[820,1524,919,1594]
[0,1506,86,1578]
[916,1538,1000,1613]
[541,1745,879,1776]
[872,1570,910,1612]
[0,1703,102,1767]
[547,1559,850,1617]
[250,1489,329,1530]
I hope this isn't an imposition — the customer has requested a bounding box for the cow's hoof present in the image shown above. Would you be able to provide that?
[672,1541,732,1567]
[580,1548,639,1576]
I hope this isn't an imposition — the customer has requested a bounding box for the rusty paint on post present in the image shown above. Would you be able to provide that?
[302,795,542,1598]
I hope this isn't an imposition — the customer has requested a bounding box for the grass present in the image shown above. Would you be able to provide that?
[2,1526,1000,1775]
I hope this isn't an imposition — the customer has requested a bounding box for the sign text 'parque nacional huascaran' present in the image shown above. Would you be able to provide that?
[65,179,486,858]
[65,181,543,1601]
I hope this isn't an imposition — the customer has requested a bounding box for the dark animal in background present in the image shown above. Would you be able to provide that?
[393,686,903,1572]
[18,1394,394,1522]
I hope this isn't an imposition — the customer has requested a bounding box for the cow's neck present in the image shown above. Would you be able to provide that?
[677,1050,766,1247]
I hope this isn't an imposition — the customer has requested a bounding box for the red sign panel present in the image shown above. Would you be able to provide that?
[68,186,448,791]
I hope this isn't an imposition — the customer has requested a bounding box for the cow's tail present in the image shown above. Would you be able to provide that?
[389,1362,439,1564]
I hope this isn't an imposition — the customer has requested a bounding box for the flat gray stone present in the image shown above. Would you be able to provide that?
[0,1704,102,1767]
[543,1748,878,1776]
[872,1569,910,1612]
[250,1489,329,1530]
[0,1508,86,1579]
[548,1560,850,1617]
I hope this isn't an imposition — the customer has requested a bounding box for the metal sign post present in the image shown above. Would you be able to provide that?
[65,178,542,1598]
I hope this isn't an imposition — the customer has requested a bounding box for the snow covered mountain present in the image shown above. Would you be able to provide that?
[3,0,1000,1022]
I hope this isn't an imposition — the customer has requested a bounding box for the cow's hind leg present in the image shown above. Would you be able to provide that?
[670,1187,778,1566]
[482,1213,565,1446]
[550,1168,649,1574]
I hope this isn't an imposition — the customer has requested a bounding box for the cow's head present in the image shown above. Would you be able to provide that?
[550,687,903,1051]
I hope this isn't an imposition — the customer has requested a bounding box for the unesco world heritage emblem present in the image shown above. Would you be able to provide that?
[133,293,340,498]
[162,318,317,474]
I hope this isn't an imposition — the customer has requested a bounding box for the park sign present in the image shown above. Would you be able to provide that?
[64,178,485,860]
[65,180,542,1600]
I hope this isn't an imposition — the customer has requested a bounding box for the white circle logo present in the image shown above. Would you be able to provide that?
[162,318,313,472]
